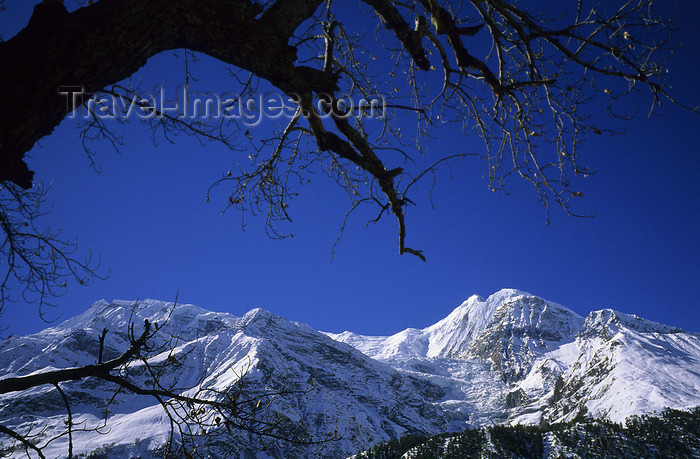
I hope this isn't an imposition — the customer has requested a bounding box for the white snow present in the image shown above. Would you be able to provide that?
[1,289,699,458]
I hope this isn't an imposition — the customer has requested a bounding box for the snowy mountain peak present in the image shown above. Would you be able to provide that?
[328,289,583,361]
[429,290,582,358]
[241,306,277,324]
[59,299,200,332]
[579,308,684,339]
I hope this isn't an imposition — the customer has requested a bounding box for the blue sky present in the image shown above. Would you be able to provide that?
[1,1,698,337]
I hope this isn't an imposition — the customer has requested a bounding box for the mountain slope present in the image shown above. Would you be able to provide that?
[515,308,700,424]
[0,300,451,458]
[1,290,699,458]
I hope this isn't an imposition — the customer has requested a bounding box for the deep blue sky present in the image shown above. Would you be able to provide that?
[1,1,698,337]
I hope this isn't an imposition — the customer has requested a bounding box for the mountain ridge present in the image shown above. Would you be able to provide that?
[1,289,698,458]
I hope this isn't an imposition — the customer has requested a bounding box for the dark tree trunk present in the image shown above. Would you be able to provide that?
[0,0,333,188]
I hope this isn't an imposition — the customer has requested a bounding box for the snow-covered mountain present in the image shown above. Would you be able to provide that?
[329,289,700,426]
[0,289,698,458]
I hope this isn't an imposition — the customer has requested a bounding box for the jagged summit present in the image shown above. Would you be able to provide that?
[55,298,207,333]
[580,308,685,339]
[327,289,583,360]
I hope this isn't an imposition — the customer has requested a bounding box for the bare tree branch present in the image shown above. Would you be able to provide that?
[0,302,332,457]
